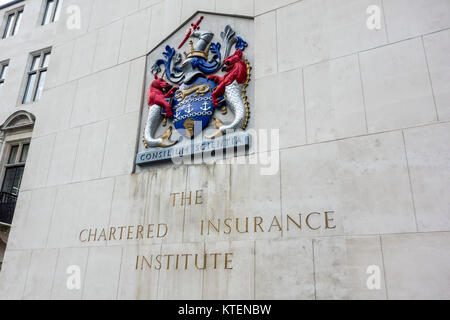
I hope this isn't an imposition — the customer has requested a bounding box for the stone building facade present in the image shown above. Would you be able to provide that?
[0,0,449,299]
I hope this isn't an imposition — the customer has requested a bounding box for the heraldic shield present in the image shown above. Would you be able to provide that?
[173,77,216,139]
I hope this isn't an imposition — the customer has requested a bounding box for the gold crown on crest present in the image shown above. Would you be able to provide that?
[184,40,211,59]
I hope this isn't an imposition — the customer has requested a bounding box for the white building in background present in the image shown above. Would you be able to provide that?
[0,0,448,300]
[0,0,61,271]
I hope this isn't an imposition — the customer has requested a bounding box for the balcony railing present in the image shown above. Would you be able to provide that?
[0,192,17,225]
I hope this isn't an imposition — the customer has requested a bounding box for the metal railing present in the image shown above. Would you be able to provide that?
[0,192,17,225]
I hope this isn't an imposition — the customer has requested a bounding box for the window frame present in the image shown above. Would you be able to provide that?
[42,0,62,26]
[4,142,29,169]
[0,111,34,227]
[1,6,24,39]
[0,61,9,93]
[0,140,30,197]
[22,48,51,104]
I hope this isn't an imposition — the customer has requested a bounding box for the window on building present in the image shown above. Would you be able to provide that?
[0,141,29,226]
[23,49,51,104]
[0,61,8,95]
[0,111,35,227]
[42,0,62,25]
[2,7,23,39]
[1,142,29,197]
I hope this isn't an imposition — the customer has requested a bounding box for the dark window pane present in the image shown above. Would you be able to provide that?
[34,70,47,101]
[3,14,14,38]
[54,0,61,22]
[12,10,23,36]
[20,144,30,163]
[8,145,19,164]
[31,56,41,71]
[43,0,55,25]
[23,73,36,104]
[42,53,51,68]
[1,167,24,196]
[11,167,24,196]
[1,168,16,193]
[0,64,8,80]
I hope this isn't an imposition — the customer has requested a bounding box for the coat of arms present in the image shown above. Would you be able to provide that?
[140,15,251,161]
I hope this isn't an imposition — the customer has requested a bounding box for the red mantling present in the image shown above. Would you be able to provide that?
[208,49,248,107]
[147,75,177,117]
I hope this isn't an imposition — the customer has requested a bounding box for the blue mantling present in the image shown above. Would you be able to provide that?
[151,34,248,84]
[152,46,183,83]
[235,37,248,51]
[189,57,219,74]
[210,42,221,62]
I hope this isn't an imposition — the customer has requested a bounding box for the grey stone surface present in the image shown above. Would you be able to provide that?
[146,0,182,51]
[70,63,130,128]
[145,166,187,245]
[304,54,367,143]
[47,127,81,186]
[255,69,306,151]
[404,123,450,232]
[92,20,124,73]
[360,38,436,132]
[47,178,115,248]
[51,247,89,300]
[45,42,75,89]
[7,187,56,250]
[255,0,299,15]
[254,11,277,79]
[255,238,314,300]
[0,250,31,300]
[203,240,254,299]
[157,242,204,300]
[32,81,78,137]
[314,236,386,300]
[276,0,387,72]
[23,249,58,300]
[20,134,56,191]
[89,0,140,32]
[82,246,123,300]
[101,111,139,178]
[383,0,450,42]
[181,0,215,22]
[125,57,146,114]
[216,0,253,17]
[360,38,436,133]
[108,173,149,246]
[423,29,450,121]
[53,0,95,46]
[281,131,417,237]
[382,232,450,299]
[118,244,161,299]
[68,31,98,81]
[118,8,152,63]
[72,120,109,182]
